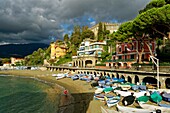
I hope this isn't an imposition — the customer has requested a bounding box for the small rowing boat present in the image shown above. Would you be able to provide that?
[116,104,155,113]
[139,102,170,113]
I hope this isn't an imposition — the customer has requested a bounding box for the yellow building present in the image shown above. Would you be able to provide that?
[50,43,68,59]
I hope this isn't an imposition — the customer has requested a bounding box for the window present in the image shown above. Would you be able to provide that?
[131,55,134,59]
[85,46,88,50]
[95,45,99,48]
[119,47,121,52]
[118,56,122,59]
[125,55,127,59]
[90,45,93,49]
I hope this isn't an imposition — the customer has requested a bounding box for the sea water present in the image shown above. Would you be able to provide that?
[0,75,60,113]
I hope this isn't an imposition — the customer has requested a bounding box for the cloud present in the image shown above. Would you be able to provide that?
[0,0,151,44]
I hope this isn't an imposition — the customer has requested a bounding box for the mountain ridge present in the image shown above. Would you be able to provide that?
[0,43,49,58]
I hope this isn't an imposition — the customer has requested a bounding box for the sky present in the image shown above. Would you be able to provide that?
[0,0,151,45]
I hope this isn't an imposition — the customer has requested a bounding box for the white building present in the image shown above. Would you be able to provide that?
[72,38,106,67]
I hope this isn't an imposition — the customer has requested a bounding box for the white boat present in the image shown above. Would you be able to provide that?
[114,90,132,97]
[107,99,120,108]
[117,104,155,113]
[120,85,131,91]
[149,89,170,94]
[139,102,170,113]
[114,90,148,98]
[55,73,66,80]
[95,88,104,94]
[101,106,119,113]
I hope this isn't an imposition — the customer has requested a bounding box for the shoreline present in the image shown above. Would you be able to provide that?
[0,70,96,113]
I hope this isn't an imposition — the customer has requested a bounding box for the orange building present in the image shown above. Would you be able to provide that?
[50,43,68,59]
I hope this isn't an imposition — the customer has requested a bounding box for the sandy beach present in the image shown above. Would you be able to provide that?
[0,69,105,113]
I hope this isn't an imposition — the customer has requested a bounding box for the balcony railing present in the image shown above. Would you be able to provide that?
[106,59,135,62]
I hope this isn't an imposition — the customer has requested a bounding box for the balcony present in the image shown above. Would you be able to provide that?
[106,59,135,62]
[90,41,106,45]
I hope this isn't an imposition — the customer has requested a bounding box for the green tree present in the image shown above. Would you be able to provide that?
[97,22,104,41]
[64,34,69,43]
[81,29,94,40]
[139,0,166,14]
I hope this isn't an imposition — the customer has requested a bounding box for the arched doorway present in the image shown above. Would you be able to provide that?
[109,63,111,68]
[123,63,128,68]
[165,78,170,89]
[121,75,125,81]
[118,63,121,68]
[107,73,110,78]
[94,72,97,76]
[113,63,116,68]
[112,74,115,78]
[128,76,132,83]
[143,77,161,88]
[116,73,119,79]
[134,75,139,84]
[85,60,93,67]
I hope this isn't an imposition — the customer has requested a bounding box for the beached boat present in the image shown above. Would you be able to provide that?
[71,74,79,80]
[149,89,170,94]
[137,96,149,103]
[101,106,119,113]
[158,103,170,108]
[103,87,113,93]
[98,80,106,86]
[114,90,147,98]
[132,85,139,91]
[107,99,120,108]
[120,84,131,90]
[150,91,162,103]
[162,92,170,102]
[94,94,114,101]
[95,88,103,94]
[56,75,65,80]
[116,104,155,113]
[114,90,132,97]
[139,102,170,113]
[139,85,147,90]
[55,73,67,80]
[122,94,135,106]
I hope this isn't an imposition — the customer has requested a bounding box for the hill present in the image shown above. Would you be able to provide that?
[0,43,49,58]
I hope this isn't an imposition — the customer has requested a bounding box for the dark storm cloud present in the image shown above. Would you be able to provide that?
[0,0,150,44]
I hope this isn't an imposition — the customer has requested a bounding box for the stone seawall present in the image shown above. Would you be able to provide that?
[58,92,94,113]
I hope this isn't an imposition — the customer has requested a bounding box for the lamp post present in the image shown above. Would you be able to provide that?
[150,55,159,89]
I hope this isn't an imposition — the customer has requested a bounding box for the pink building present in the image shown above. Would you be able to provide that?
[106,39,156,68]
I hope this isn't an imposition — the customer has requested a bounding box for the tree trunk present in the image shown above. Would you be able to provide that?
[138,48,144,64]
[145,42,154,56]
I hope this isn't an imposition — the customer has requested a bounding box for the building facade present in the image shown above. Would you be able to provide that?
[72,38,106,67]
[106,39,156,68]
[11,57,24,65]
[50,43,68,59]
[89,22,120,37]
